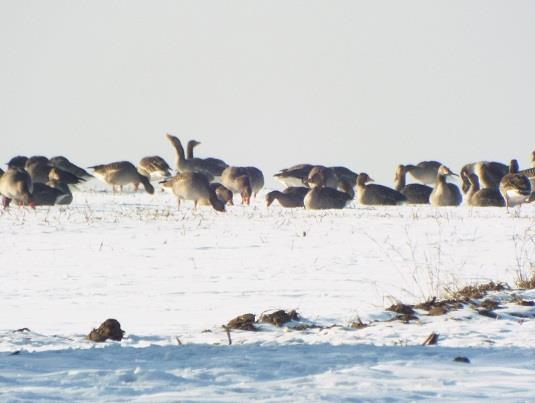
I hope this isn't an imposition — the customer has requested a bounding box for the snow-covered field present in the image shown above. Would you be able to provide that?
[2,186,535,401]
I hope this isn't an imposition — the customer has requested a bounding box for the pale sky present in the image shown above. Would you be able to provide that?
[1,1,534,186]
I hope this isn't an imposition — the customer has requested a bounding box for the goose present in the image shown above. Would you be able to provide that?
[187,140,229,175]
[49,156,93,180]
[25,159,51,184]
[404,161,442,185]
[165,133,219,180]
[7,156,28,169]
[274,164,313,188]
[304,187,352,210]
[429,165,462,206]
[89,161,155,194]
[266,187,309,208]
[245,166,264,197]
[197,183,234,207]
[394,165,432,204]
[356,173,406,206]
[463,172,505,207]
[221,166,253,205]
[461,161,508,192]
[304,166,339,189]
[0,167,33,208]
[138,156,172,180]
[499,159,531,208]
[161,172,225,212]
[31,182,71,206]
[331,166,359,187]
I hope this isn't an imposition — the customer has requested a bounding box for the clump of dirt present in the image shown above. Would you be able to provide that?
[259,310,299,327]
[479,299,500,310]
[450,282,508,301]
[88,319,124,342]
[422,332,439,346]
[226,313,257,331]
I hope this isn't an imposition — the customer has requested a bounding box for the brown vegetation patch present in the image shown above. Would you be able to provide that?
[259,310,299,327]
[226,313,257,331]
[449,281,508,301]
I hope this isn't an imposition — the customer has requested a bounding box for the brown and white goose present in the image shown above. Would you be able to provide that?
[138,156,172,181]
[499,159,531,208]
[0,167,33,208]
[273,164,314,188]
[221,166,253,205]
[404,161,443,185]
[187,139,229,176]
[161,172,225,212]
[89,161,155,194]
[165,134,221,180]
[429,165,462,206]
[304,186,353,210]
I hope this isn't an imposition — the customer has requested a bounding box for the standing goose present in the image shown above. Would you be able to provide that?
[161,172,225,212]
[499,159,531,208]
[165,134,218,180]
[356,173,406,206]
[394,165,432,204]
[221,166,253,205]
[273,164,314,188]
[89,161,155,194]
[245,166,264,197]
[304,187,352,210]
[7,156,28,169]
[138,156,172,181]
[0,167,33,208]
[404,161,443,185]
[463,172,505,207]
[429,165,462,206]
[266,187,309,208]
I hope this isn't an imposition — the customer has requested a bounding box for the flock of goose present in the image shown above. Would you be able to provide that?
[0,134,534,212]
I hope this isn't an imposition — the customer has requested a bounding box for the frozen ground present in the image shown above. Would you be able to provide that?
[1,186,535,401]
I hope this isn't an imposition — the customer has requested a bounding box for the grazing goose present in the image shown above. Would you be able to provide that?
[463,173,505,207]
[304,187,352,210]
[404,161,442,185]
[49,156,93,180]
[245,166,264,197]
[197,183,234,207]
[499,159,531,208]
[0,167,33,208]
[429,165,462,206]
[221,166,253,205]
[394,165,432,204]
[165,133,219,180]
[356,173,406,206]
[187,140,229,175]
[89,161,155,194]
[138,156,172,180]
[274,164,313,188]
[266,187,309,208]
[161,172,225,212]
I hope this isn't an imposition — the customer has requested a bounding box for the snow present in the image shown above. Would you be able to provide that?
[1,185,535,401]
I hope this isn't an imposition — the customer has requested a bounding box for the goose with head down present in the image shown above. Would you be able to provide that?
[161,172,225,212]
[221,166,253,205]
[89,161,155,194]
[266,187,309,208]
